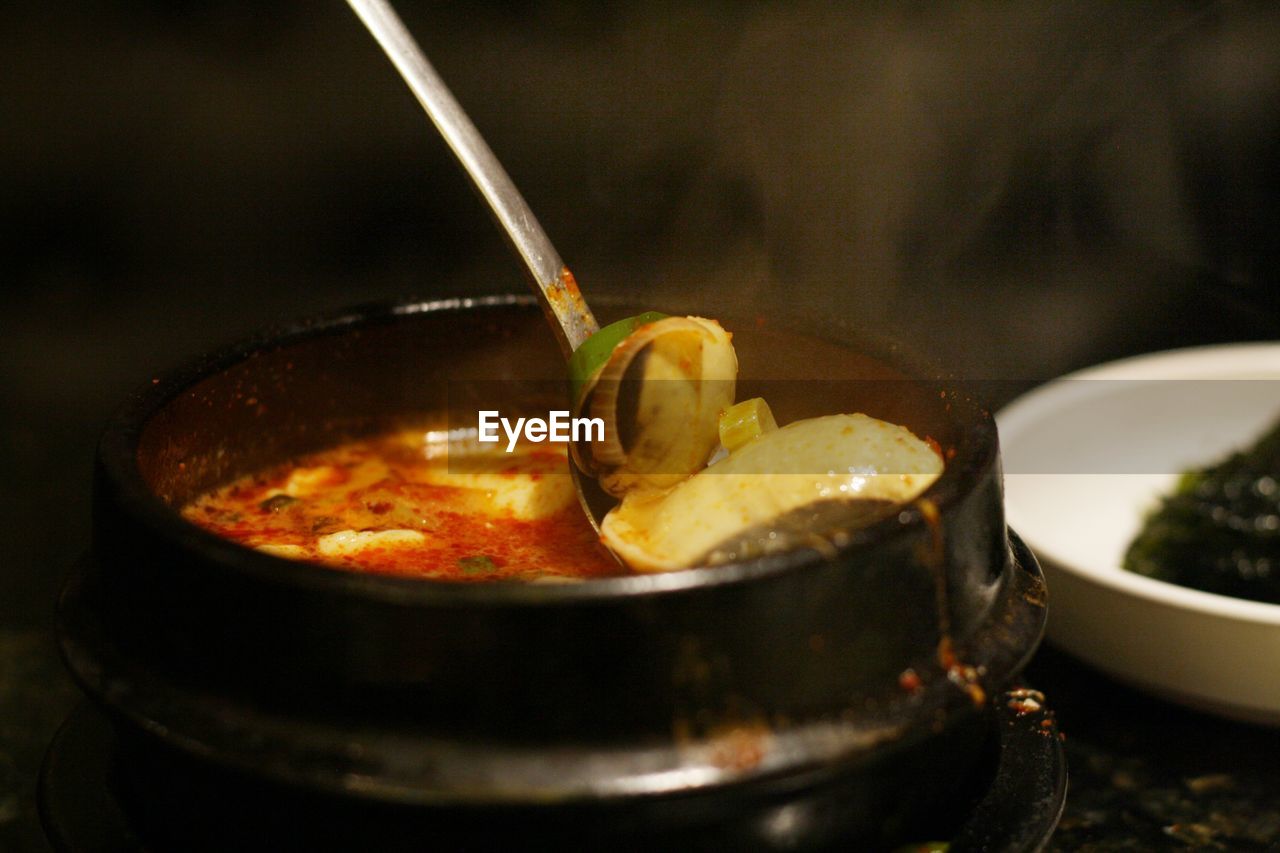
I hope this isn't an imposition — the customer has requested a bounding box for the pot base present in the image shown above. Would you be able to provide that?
[40,691,1064,853]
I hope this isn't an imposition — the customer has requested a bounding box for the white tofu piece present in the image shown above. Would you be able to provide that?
[315,529,426,558]
[255,543,309,560]
[417,452,576,520]
[603,413,943,572]
[282,466,345,497]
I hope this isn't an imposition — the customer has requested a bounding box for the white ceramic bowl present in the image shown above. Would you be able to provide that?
[997,342,1280,724]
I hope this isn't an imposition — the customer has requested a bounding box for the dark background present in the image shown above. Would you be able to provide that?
[4,2,1280,849]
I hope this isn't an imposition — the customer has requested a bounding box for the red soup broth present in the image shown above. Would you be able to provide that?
[180,428,622,581]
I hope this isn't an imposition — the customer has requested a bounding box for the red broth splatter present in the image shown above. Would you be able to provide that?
[181,429,622,581]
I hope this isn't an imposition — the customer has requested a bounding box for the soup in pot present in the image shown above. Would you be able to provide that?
[181,428,622,582]
[182,316,945,580]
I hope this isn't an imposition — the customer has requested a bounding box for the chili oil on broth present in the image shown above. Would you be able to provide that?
[180,428,622,582]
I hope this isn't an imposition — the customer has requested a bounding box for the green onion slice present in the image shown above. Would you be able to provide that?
[567,311,668,409]
[458,555,497,575]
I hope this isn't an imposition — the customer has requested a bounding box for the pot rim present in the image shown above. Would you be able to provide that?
[96,293,999,607]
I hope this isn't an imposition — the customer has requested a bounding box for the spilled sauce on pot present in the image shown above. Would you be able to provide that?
[918,495,987,709]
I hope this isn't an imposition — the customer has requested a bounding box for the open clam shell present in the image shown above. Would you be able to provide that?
[571,316,737,497]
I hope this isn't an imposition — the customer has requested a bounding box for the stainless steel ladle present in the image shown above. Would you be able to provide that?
[345,0,600,358]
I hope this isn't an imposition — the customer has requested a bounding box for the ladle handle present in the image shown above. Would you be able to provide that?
[346,0,600,356]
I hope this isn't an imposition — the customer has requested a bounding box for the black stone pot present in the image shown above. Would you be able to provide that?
[58,295,1048,851]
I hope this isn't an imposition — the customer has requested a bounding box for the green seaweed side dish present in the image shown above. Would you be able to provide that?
[1124,416,1280,604]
